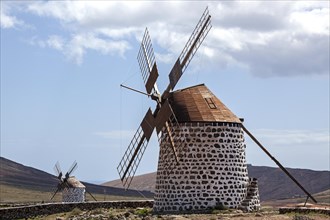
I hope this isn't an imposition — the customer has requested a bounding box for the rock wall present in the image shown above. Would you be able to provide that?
[0,200,153,220]
[239,178,260,212]
[62,188,85,203]
[154,122,251,213]
[279,207,330,215]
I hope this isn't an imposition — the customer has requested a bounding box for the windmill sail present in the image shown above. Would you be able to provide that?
[67,161,78,177]
[117,109,155,189]
[137,28,160,95]
[118,7,211,190]
[157,107,188,174]
[168,7,211,91]
[54,161,62,179]
[50,185,61,201]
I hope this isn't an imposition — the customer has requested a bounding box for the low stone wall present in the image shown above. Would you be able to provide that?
[0,200,153,220]
[279,207,330,216]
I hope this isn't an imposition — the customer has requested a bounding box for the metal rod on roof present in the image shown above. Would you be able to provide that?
[242,124,317,203]
[120,84,151,97]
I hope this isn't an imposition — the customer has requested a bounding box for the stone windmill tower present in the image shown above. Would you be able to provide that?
[154,84,260,212]
[118,7,317,213]
[51,161,96,202]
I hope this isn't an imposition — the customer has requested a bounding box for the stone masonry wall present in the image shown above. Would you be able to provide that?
[239,178,260,212]
[62,188,85,203]
[154,122,250,213]
[0,200,153,220]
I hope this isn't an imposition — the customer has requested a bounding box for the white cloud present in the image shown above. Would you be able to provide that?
[64,33,131,64]
[0,4,24,29]
[155,52,175,64]
[250,129,329,146]
[230,32,329,77]
[47,35,64,51]
[290,1,329,34]
[3,1,329,76]
[28,34,131,65]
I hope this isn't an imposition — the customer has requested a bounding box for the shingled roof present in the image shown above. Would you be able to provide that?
[169,84,241,123]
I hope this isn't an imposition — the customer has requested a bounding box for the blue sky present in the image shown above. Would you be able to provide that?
[1,1,329,182]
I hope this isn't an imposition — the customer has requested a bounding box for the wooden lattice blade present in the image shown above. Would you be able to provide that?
[156,103,188,174]
[137,28,160,95]
[50,186,61,201]
[54,161,62,177]
[167,7,212,92]
[67,161,78,177]
[117,109,155,189]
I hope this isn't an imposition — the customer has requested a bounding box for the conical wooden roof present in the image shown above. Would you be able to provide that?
[67,176,85,188]
[169,84,241,123]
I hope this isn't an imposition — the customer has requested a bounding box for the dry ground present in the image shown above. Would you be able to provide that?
[0,184,147,206]
[26,207,329,220]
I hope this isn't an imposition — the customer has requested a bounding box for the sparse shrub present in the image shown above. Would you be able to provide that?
[90,208,104,215]
[292,215,314,220]
[107,212,115,219]
[259,206,273,213]
[69,207,82,216]
[214,203,228,211]
[211,202,229,214]
[135,208,151,217]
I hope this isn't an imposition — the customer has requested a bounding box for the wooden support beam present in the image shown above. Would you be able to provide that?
[242,124,317,203]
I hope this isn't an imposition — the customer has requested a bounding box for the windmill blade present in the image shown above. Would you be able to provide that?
[242,124,317,203]
[117,108,155,189]
[154,100,180,163]
[157,105,188,174]
[137,28,160,95]
[50,185,61,201]
[86,189,97,201]
[166,7,212,93]
[54,161,62,178]
[67,161,78,177]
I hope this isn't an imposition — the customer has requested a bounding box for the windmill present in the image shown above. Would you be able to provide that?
[118,7,316,213]
[51,161,96,202]
[118,6,211,190]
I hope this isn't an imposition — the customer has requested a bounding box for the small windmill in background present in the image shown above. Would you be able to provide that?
[50,161,96,202]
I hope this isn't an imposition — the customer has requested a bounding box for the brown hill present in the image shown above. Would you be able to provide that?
[247,165,329,201]
[0,157,153,202]
[103,164,330,201]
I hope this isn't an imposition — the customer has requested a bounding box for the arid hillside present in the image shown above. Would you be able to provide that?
[0,157,153,202]
[103,164,330,201]
[1,156,328,203]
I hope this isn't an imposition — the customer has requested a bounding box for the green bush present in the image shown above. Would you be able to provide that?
[134,208,151,217]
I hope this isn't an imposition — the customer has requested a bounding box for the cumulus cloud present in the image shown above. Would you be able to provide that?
[231,32,329,77]
[46,35,64,50]
[0,3,24,29]
[2,1,329,76]
[28,34,131,64]
[63,33,131,64]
